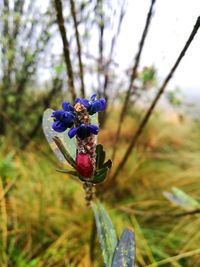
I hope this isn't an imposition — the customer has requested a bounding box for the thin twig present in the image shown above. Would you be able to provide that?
[175,208,200,217]
[100,0,127,126]
[118,206,200,219]
[96,0,104,98]
[110,16,200,184]
[112,0,156,161]
[70,0,85,98]
[54,0,76,101]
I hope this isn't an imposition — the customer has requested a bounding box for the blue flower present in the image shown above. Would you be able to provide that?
[68,124,99,139]
[75,94,106,115]
[75,97,89,108]
[62,102,75,112]
[52,110,75,132]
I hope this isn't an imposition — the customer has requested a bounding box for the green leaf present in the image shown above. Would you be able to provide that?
[92,203,118,267]
[43,108,77,163]
[102,159,112,170]
[96,144,106,169]
[172,187,199,208]
[90,113,98,125]
[56,168,89,183]
[163,192,186,208]
[112,228,136,267]
[163,187,199,209]
[53,136,76,168]
[91,167,109,184]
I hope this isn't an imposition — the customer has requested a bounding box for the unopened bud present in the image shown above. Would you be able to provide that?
[76,153,93,177]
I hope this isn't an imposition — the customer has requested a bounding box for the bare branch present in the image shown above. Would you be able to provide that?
[112,0,156,161]
[100,0,127,126]
[110,16,200,184]
[70,0,85,98]
[54,0,76,101]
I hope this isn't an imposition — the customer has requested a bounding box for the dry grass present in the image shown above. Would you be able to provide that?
[0,109,200,266]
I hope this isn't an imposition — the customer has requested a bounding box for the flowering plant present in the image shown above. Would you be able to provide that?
[42,94,136,266]
[42,94,112,205]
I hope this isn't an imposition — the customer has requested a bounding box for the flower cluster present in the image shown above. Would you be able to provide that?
[51,94,106,139]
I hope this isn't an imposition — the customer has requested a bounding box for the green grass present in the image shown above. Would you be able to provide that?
[0,110,200,266]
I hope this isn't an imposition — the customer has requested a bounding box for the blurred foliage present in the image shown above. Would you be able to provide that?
[0,109,200,266]
[166,87,183,107]
[0,0,64,147]
[0,1,200,266]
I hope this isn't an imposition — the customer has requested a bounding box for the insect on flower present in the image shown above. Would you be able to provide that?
[42,94,112,205]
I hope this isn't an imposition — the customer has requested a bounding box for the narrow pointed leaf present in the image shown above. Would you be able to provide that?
[53,136,76,168]
[164,187,199,209]
[92,203,118,267]
[112,228,136,267]
[91,167,109,184]
[172,187,199,208]
[96,144,106,169]
[163,192,187,208]
[102,159,112,170]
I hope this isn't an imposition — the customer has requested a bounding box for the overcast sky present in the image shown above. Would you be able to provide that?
[115,0,200,94]
[40,0,200,100]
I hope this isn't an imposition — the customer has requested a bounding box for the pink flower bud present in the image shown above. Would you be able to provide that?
[76,153,93,177]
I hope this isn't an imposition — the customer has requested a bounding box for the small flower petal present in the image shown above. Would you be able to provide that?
[76,124,89,139]
[87,124,99,135]
[62,102,75,112]
[88,98,106,115]
[68,127,78,138]
[90,93,97,101]
[51,110,65,120]
[62,111,75,124]
[75,97,89,108]
[52,121,68,132]
[99,98,106,110]
[51,110,75,133]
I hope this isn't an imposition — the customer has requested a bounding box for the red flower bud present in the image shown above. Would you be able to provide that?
[76,153,93,177]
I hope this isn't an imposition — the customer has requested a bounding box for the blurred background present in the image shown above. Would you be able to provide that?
[0,0,200,266]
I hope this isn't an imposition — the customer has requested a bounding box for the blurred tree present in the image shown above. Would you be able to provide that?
[0,0,62,146]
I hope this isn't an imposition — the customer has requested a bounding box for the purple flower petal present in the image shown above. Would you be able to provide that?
[90,93,97,101]
[52,121,68,132]
[62,102,75,112]
[99,98,106,110]
[51,110,65,120]
[68,127,78,138]
[88,124,99,135]
[75,97,89,108]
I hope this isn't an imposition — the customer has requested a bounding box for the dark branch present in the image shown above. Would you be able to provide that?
[112,0,156,161]
[70,0,85,98]
[54,0,76,101]
[110,15,200,184]
[100,0,127,126]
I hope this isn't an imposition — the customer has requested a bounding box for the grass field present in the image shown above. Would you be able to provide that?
[0,109,200,267]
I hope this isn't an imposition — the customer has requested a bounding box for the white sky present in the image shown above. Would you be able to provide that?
[115,0,200,93]
[39,0,200,101]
